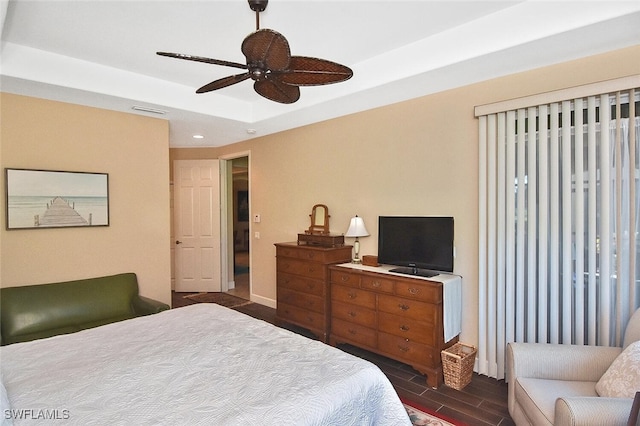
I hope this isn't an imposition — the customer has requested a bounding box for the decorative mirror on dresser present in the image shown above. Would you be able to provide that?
[308,204,330,235]
[297,204,344,247]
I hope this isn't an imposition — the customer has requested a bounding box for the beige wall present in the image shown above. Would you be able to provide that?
[171,45,640,345]
[1,94,172,305]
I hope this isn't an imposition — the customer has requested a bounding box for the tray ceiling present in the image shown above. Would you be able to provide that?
[1,1,639,147]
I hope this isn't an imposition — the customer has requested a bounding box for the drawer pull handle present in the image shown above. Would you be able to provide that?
[306,283,315,289]
[348,329,357,335]
[348,311,357,317]
[371,281,381,287]
[307,316,314,323]
[399,325,410,332]
[348,292,357,299]
[341,276,349,282]
[408,287,420,295]
[398,345,409,352]
[398,304,410,311]
[308,268,315,273]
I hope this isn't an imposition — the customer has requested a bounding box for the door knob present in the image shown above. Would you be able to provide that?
[175,240,182,245]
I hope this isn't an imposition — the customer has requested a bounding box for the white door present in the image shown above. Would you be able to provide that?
[173,159,221,292]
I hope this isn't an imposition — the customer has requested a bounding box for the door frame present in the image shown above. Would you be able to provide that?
[219,151,251,296]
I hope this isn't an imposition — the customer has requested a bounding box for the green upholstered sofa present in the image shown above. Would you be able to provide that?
[0,273,170,346]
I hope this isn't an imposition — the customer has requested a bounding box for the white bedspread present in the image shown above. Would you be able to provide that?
[1,304,410,426]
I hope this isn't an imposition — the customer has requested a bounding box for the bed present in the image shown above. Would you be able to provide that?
[1,303,411,425]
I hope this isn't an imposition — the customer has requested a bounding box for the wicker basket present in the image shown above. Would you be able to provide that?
[441,342,477,390]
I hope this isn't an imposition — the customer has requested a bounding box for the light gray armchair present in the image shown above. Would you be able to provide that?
[507,308,640,425]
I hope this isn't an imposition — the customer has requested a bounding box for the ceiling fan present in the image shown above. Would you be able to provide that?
[157,0,353,104]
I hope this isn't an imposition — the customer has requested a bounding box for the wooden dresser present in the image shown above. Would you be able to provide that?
[275,242,352,342]
[329,263,461,388]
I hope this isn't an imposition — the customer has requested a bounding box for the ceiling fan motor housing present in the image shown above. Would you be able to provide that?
[248,0,268,12]
[250,67,266,81]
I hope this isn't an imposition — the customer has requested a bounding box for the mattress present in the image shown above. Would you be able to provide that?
[1,303,411,425]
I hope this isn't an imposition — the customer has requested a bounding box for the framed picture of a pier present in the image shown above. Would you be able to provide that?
[5,168,109,230]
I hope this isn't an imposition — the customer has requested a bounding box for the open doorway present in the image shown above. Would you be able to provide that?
[225,156,249,300]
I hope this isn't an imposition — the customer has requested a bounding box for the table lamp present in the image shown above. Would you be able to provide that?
[345,215,369,264]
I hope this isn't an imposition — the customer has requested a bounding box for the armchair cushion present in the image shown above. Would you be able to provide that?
[596,340,640,398]
[555,397,635,426]
[515,378,597,425]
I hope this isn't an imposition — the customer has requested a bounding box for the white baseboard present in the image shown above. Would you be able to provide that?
[250,293,276,309]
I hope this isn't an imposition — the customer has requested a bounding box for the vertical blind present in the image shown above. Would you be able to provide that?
[476,77,640,380]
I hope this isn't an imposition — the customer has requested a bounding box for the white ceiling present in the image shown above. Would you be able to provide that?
[1,1,639,148]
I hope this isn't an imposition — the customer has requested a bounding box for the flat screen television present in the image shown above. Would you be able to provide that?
[377,216,454,278]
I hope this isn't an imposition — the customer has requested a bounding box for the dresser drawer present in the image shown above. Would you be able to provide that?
[331,284,376,309]
[360,275,394,294]
[277,287,325,314]
[277,258,325,280]
[330,268,359,287]
[277,302,325,329]
[331,318,377,348]
[378,332,436,367]
[275,245,301,258]
[378,312,436,346]
[378,295,437,323]
[277,272,324,297]
[394,280,440,303]
[296,249,328,262]
[332,300,376,327]
[276,244,352,264]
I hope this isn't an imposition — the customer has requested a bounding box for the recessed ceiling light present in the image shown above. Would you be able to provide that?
[193,134,204,139]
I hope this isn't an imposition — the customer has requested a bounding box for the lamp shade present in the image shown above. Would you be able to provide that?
[345,216,369,238]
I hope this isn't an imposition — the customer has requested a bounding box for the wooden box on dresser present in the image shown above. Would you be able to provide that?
[275,242,353,343]
[329,263,462,388]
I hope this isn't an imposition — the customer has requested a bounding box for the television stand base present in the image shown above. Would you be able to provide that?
[389,266,439,278]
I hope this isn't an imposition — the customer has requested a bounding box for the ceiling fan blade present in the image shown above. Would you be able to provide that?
[276,56,353,86]
[254,78,300,104]
[196,73,251,93]
[157,52,248,70]
[241,29,290,71]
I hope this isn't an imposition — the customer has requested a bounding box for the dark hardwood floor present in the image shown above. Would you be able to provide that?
[172,292,515,426]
